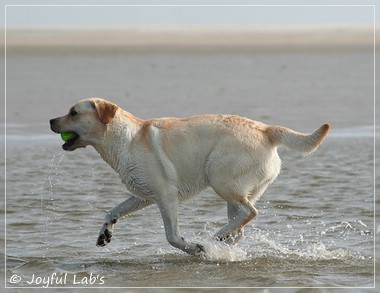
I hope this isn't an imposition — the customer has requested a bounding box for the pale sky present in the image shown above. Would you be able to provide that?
[4,4,375,28]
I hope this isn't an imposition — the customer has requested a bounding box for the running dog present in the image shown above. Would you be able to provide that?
[50,97,329,255]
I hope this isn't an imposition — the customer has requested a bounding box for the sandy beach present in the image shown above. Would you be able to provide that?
[4,25,375,54]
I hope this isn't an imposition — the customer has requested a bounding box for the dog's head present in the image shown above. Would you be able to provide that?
[50,98,118,151]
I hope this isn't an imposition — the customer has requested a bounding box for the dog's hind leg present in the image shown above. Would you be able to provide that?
[216,198,257,243]
[155,194,205,256]
[222,202,246,245]
[96,196,154,246]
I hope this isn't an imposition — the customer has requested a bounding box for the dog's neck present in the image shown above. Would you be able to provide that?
[93,110,143,172]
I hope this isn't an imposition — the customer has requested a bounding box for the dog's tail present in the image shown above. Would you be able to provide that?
[265,123,330,154]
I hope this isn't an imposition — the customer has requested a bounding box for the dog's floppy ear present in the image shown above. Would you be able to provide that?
[92,99,118,124]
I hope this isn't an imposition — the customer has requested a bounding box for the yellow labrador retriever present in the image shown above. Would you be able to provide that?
[50,97,329,256]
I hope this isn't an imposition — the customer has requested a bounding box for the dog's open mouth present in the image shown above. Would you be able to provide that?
[62,132,80,150]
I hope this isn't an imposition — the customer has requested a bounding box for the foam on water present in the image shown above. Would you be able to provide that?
[329,125,375,138]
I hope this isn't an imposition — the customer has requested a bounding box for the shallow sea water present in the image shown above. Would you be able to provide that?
[4,129,375,289]
[2,51,376,291]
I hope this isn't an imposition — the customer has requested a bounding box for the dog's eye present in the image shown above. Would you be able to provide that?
[70,109,78,116]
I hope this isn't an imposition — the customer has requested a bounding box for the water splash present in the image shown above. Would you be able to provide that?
[39,151,65,258]
[183,223,356,263]
[47,151,65,194]
[248,228,354,261]
[190,221,366,264]
[200,238,249,262]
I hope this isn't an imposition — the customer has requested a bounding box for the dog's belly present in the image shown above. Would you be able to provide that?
[118,157,209,200]
[177,177,209,199]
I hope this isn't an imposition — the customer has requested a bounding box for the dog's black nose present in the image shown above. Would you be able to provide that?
[50,118,57,131]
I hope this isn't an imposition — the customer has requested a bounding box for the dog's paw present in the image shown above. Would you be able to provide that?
[215,232,231,242]
[216,228,244,245]
[189,243,206,256]
[196,243,205,254]
[96,225,113,247]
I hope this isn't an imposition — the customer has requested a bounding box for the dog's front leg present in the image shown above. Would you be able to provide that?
[156,195,205,256]
[97,196,153,247]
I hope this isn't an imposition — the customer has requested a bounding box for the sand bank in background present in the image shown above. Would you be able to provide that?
[4,26,375,54]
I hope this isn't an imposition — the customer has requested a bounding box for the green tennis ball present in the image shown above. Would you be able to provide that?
[61,132,76,142]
